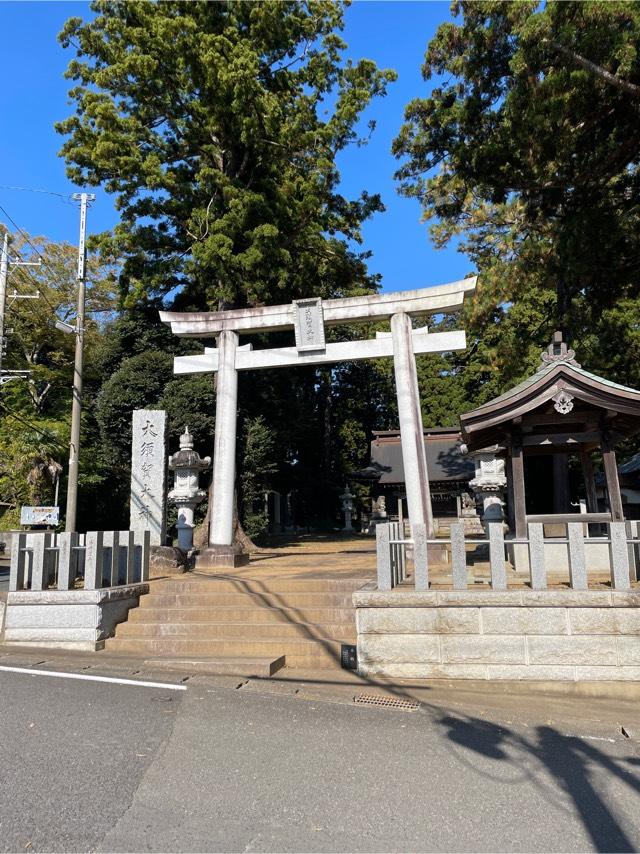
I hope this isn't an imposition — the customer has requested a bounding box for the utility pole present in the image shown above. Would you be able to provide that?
[0,233,8,376]
[0,231,41,385]
[65,192,95,532]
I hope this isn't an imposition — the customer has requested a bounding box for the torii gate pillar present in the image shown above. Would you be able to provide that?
[207,329,245,561]
[391,312,433,534]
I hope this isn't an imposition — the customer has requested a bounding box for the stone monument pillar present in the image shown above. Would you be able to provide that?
[167,427,211,552]
[130,409,167,546]
[467,448,508,534]
[340,485,355,532]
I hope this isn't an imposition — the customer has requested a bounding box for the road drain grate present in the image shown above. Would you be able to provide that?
[354,693,420,711]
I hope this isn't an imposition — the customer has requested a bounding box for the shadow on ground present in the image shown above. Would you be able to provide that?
[434,709,640,852]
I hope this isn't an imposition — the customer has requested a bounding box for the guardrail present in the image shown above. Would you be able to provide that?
[376,520,639,592]
[9,530,150,592]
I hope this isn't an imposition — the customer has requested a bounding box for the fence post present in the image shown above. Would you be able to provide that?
[84,531,105,590]
[57,532,79,591]
[567,523,588,590]
[30,533,53,591]
[99,531,118,587]
[119,530,135,585]
[450,522,467,590]
[413,523,428,591]
[626,520,639,583]
[9,532,27,591]
[138,530,150,582]
[399,521,407,583]
[610,522,631,590]
[528,523,547,590]
[489,523,507,590]
[376,523,392,591]
[390,521,399,587]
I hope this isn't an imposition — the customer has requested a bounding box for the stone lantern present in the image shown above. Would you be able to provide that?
[168,427,211,552]
[466,445,508,534]
[340,485,355,532]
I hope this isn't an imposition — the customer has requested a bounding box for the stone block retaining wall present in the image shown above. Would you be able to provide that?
[354,588,640,682]
[3,584,148,651]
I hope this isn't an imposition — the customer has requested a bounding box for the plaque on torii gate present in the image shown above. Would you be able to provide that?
[160,277,476,572]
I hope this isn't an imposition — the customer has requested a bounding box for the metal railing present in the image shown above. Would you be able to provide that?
[9,530,150,592]
[376,520,640,593]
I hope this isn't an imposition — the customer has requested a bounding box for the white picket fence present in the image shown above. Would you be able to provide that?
[9,530,150,592]
[376,520,640,592]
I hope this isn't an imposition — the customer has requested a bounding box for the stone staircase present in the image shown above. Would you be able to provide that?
[106,575,368,673]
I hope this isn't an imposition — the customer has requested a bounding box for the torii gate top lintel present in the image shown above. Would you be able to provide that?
[159,276,476,338]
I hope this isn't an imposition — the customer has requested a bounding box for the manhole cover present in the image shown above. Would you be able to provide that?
[353,693,420,711]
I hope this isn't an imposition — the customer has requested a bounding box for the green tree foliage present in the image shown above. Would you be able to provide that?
[95,351,174,462]
[56,0,398,530]
[240,416,277,541]
[0,228,115,528]
[393,1,640,399]
[57,0,396,309]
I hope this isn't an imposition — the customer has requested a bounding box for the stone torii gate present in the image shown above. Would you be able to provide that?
[160,277,476,568]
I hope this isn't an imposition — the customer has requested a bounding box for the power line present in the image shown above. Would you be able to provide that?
[0,400,66,453]
[0,185,75,205]
[0,206,66,315]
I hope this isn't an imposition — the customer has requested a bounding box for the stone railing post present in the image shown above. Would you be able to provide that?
[376,523,392,591]
[567,523,588,590]
[412,523,429,591]
[134,529,151,583]
[528,523,547,590]
[58,532,79,591]
[488,522,507,590]
[30,533,54,592]
[9,532,28,591]
[119,530,135,585]
[610,522,631,590]
[450,522,467,590]
[84,531,105,590]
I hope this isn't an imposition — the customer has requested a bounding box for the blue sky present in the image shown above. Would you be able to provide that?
[0,0,470,294]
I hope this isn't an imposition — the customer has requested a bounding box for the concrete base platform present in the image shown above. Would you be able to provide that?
[3,584,148,651]
[196,549,250,570]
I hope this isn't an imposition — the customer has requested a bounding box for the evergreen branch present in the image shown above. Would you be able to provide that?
[545,38,640,97]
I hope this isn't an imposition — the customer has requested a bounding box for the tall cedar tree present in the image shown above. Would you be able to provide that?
[57,1,397,532]
[393,1,640,404]
[57,0,396,309]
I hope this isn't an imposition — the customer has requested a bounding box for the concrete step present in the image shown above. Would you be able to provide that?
[116,620,356,641]
[143,656,286,677]
[127,606,356,624]
[151,577,370,594]
[106,636,346,669]
[140,592,356,608]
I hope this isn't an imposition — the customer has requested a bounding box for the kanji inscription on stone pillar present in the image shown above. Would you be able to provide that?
[129,409,167,545]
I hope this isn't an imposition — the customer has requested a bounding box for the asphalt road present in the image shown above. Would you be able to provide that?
[0,666,639,853]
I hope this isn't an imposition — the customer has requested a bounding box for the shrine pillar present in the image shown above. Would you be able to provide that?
[391,312,434,537]
[205,330,248,566]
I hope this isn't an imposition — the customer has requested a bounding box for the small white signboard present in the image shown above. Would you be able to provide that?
[21,506,59,526]
[292,298,325,352]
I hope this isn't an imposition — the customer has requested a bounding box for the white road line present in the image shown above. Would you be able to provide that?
[0,665,187,691]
